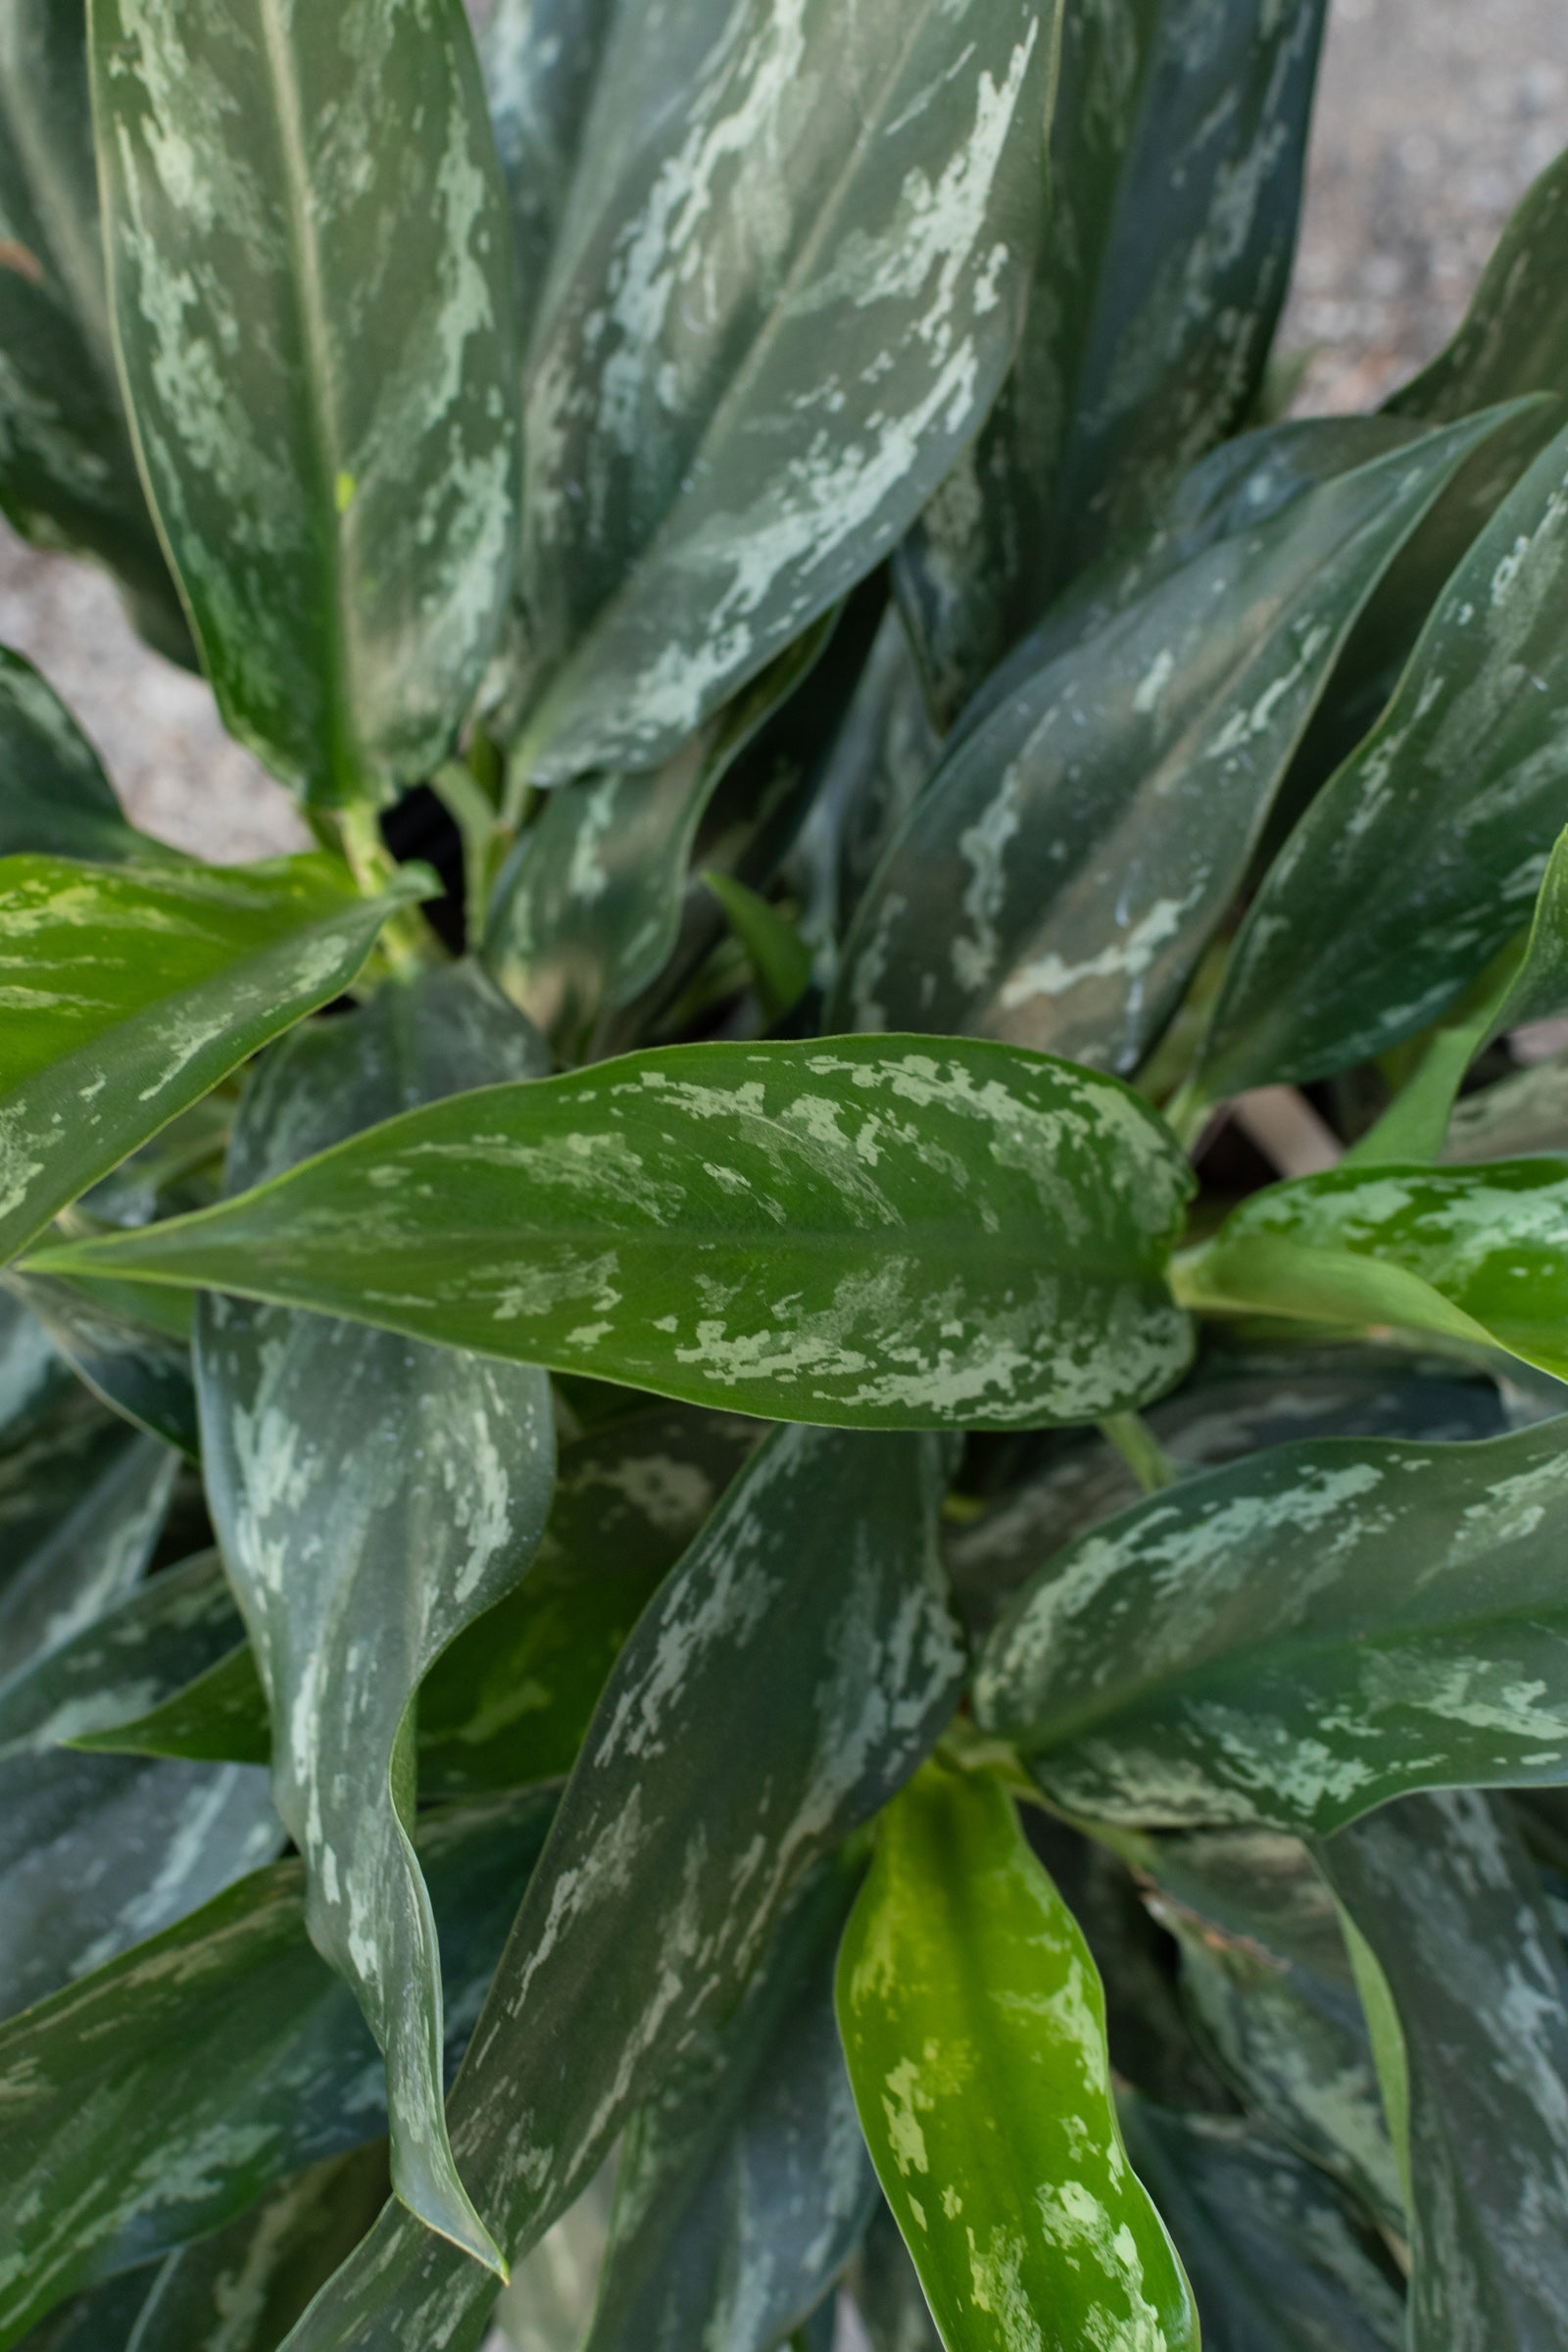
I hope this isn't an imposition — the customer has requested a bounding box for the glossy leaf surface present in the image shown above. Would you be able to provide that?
[0,1548,238,1756]
[33,1038,1195,1431]
[977,1413,1568,1833]
[0,649,154,865]
[7,1268,197,1454]
[837,1761,1197,2352]
[278,1424,965,2351]
[839,417,1496,1069]
[90,0,519,807]
[0,1788,557,2347]
[0,851,431,1263]
[477,0,613,358]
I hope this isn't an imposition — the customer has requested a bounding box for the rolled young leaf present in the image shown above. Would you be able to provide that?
[89,0,520,807]
[0,648,161,865]
[274,1423,966,2352]
[835,1760,1198,2352]
[28,1037,1196,1432]
[196,964,556,2273]
[0,851,433,1264]
[975,1414,1568,1835]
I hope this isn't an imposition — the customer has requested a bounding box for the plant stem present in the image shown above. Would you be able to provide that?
[1099,1412,1179,1494]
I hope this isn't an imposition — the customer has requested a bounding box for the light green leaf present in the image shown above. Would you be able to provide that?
[1391,141,1568,424]
[896,0,1330,718]
[0,1547,238,1757]
[1119,2103,1405,2352]
[975,1413,1568,1835]
[1317,1790,1568,2351]
[28,1037,1196,1432]
[0,649,159,865]
[89,0,520,807]
[701,869,814,1023]
[0,0,188,660]
[1174,1157,1568,1383]
[5,1266,197,1454]
[837,415,1502,1070]
[196,966,555,2272]
[510,0,1055,781]
[0,1787,557,2349]
[276,1423,965,2351]
[583,1853,876,2352]
[836,1760,1197,2352]
[1193,412,1568,1102]
[0,851,434,1264]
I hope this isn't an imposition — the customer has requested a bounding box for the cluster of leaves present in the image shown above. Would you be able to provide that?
[7,0,1568,2346]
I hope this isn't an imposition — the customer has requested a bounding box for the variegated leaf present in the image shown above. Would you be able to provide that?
[836,1760,1198,2352]
[30,1037,1196,1432]
[197,963,555,2272]
[1391,141,1568,424]
[1446,1050,1568,1162]
[89,0,520,807]
[491,2164,616,2352]
[477,0,613,358]
[897,0,1329,718]
[837,415,1502,1069]
[0,1787,558,2348]
[275,1424,965,2352]
[0,850,432,1264]
[853,2200,942,2352]
[0,648,157,865]
[509,0,1055,781]
[0,1547,239,1757]
[6,1267,197,1455]
[1317,1790,1568,2352]
[975,1414,1568,1834]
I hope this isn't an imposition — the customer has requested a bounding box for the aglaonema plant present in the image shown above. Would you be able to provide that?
[6,0,1568,2345]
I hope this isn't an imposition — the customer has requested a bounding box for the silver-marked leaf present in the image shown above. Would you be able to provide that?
[0,0,187,660]
[31,1037,1196,1432]
[1446,1049,1568,1162]
[0,1787,557,2348]
[0,851,433,1263]
[70,1638,270,1768]
[276,1424,965,2352]
[0,1547,238,1757]
[837,414,1505,1071]
[835,1760,1198,2352]
[197,964,555,2271]
[12,2269,160,2352]
[510,0,1054,780]
[5,1267,197,1454]
[1174,1157,1568,1384]
[975,1414,1568,1835]
[852,2200,942,2352]
[797,606,940,954]
[90,0,520,808]
[583,1852,876,2352]
[478,0,613,359]
[1194,412,1568,1102]
[0,1285,69,1443]
[1317,1789,1568,2352]
[1391,141,1568,424]
[1119,2103,1405,2352]
[492,2164,616,2352]
[0,649,157,865]
[896,0,1330,719]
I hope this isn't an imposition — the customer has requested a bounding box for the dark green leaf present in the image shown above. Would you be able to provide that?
[1391,142,1568,424]
[12,2269,159,2352]
[896,0,1330,716]
[837,416,1500,1071]
[275,1424,965,2351]
[72,1638,269,1768]
[0,1787,558,2347]
[509,0,1054,780]
[477,0,613,357]
[701,870,814,1024]
[0,650,157,865]
[976,1413,1568,1835]
[853,2200,941,2352]
[1446,1049,1568,1162]
[5,1268,197,1454]
[0,1285,69,1443]
[0,1547,239,1756]
[29,1037,1196,1432]
[0,851,432,1263]
[1318,1789,1568,2351]
[836,1760,1198,2352]
[90,0,520,807]
[491,2165,615,2352]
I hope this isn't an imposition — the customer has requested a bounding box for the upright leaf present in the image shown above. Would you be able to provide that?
[836,1761,1198,2352]
[276,1424,965,2351]
[89,0,520,806]
[897,0,1329,716]
[0,851,432,1263]
[976,1415,1568,1834]
[30,1037,1196,1432]
[509,0,1054,779]
[1391,141,1568,423]
[1317,1790,1568,2351]
[477,0,614,357]
[0,650,154,865]
[197,965,555,2271]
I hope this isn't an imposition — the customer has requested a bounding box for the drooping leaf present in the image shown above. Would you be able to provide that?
[5,1268,197,1454]
[836,1760,1198,2352]
[0,1548,239,1756]
[89,0,520,807]
[0,851,433,1264]
[1119,2102,1405,2352]
[29,1037,1196,1432]
[1317,1789,1568,2351]
[0,1787,558,2348]
[1192,412,1568,1102]
[276,1424,965,2352]
[582,1852,876,2352]
[0,650,158,866]
[837,415,1503,1069]
[1390,141,1568,424]
[975,1413,1568,1835]
[196,965,555,2271]
[896,0,1330,717]
[508,0,1055,781]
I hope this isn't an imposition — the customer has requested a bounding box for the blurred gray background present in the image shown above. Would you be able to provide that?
[3,0,1566,866]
